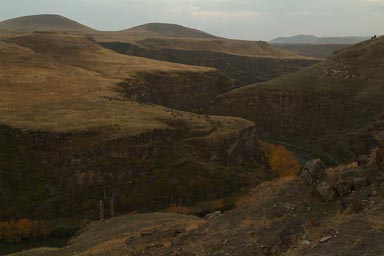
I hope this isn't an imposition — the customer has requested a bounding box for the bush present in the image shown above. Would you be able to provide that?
[0,219,50,243]
[261,141,301,178]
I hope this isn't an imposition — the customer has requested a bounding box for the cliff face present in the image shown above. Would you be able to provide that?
[208,89,379,164]
[101,42,319,86]
[118,70,233,111]
[0,122,268,220]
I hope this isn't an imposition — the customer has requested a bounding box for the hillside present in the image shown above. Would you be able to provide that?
[209,36,384,164]
[120,22,218,39]
[271,43,350,59]
[270,35,369,45]
[0,14,94,33]
[5,32,233,111]
[0,34,270,222]
[9,153,384,256]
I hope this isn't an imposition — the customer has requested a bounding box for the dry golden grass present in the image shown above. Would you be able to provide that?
[0,34,253,140]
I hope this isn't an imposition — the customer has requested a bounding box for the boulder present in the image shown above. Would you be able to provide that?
[317,181,337,201]
[205,211,222,219]
[335,180,352,196]
[301,159,326,184]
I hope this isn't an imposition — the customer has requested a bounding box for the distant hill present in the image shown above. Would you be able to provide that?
[0,14,95,32]
[270,35,369,45]
[271,43,351,59]
[120,22,218,39]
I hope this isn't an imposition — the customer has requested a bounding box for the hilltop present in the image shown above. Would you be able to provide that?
[120,22,218,39]
[0,14,94,33]
[209,36,384,164]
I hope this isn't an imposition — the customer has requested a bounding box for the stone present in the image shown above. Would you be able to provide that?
[320,236,333,243]
[277,203,296,217]
[141,231,155,237]
[301,159,326,184]
[205,211,222,219]
[317,181,337,201]
[335,180,352,196]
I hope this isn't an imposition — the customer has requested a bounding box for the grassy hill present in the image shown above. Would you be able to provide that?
[120,22,218,39]
[0,14,318,86]
[0,34,270,222]
[0,14,94,33]
[5,32,233,111]
[209,36,384,164]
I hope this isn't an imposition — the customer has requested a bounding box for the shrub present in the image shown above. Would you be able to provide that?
[0,219,51,243]
[261,141,301,178]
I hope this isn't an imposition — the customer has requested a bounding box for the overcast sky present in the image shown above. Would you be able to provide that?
[1,0,383,40]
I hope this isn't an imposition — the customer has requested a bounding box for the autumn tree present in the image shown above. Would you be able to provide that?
[260,141,301,178]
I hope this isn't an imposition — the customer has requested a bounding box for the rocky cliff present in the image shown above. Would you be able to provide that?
[0,117,268,220]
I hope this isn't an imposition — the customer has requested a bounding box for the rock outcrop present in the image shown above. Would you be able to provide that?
[301,159,326,184]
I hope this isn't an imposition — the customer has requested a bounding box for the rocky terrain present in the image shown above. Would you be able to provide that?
[209,36,384,164]
[9,146,384,256]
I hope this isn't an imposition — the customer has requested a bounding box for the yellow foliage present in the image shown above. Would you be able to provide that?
[261,141,301,178]
[210,199,225,211]
[0,219,51,243]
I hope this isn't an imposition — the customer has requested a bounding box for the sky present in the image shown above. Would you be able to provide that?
[1,0,383,40]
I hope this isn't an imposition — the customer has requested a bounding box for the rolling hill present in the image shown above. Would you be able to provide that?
[209,36,384,164]
[120,22,218,39]
[0,33,270,221]
[0,14,94,33]
[0,14,319,86]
